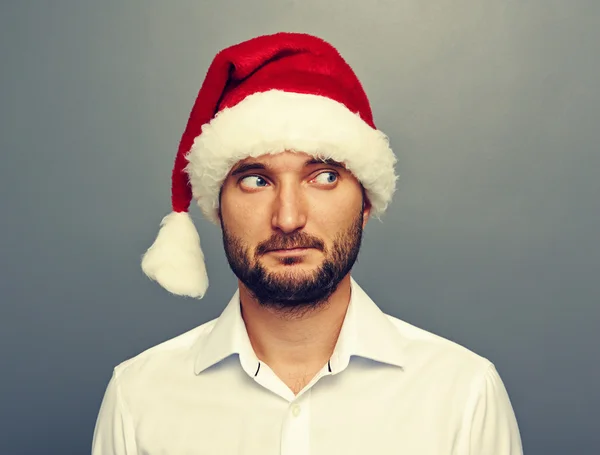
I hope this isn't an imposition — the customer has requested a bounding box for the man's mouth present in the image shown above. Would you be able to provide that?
[267,247,312,254]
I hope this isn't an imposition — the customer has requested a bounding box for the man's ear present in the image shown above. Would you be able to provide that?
[361,188,372,229]
[217,205,225,231]
[217,186,224,229]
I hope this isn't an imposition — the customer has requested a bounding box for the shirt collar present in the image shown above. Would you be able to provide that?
[193,277,407,376]
[329,277,407,372]
[193,288,260,376]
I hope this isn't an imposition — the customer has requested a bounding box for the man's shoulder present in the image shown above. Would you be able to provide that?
[384,312,493,375]
[111,316,218,382]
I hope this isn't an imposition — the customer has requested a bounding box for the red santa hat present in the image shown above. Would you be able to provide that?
[141,32,397,299]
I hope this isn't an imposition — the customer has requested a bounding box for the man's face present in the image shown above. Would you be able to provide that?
[218,151,371,314]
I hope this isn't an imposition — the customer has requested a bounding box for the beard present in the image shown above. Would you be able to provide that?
[221,210,364,316]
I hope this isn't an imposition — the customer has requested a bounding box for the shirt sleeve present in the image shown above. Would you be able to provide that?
[91,369,137,455]
[462,363,523,455]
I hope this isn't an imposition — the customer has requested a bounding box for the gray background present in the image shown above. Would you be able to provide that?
[1,1,598,454]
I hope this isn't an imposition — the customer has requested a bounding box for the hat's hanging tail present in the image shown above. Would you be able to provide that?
[141,52,234,299]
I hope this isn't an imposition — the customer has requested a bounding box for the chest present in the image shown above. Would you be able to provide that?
[133,371,465,455]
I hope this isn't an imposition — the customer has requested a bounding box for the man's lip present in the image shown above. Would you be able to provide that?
[267,247,313,253]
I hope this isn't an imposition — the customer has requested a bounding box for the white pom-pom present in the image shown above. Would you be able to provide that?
[141,212,208,298]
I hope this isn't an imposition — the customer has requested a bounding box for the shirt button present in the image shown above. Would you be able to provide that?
[291,404,301,417]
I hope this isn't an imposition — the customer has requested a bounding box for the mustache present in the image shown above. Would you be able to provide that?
[255,232,326,256]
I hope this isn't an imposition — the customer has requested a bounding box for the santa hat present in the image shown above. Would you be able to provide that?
[141,32,397,299]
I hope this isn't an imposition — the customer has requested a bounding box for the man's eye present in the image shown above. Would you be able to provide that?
[240,175,268,188]
[313,171,338,185]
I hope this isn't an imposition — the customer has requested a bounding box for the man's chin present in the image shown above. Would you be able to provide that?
[262,267,320,286]
[238,259,345,310]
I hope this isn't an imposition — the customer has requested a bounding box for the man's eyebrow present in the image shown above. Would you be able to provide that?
[230,162,267,176]
[304,157,346,169]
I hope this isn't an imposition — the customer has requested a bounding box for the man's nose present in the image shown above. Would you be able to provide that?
[271,182,308,234]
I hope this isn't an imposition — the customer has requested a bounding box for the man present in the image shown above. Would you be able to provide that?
[92,32,523,454]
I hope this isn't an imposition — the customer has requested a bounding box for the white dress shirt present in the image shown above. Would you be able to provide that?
[92,278,523,454]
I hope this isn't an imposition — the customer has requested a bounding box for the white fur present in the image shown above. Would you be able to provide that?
[141,212,208,298]
[185,90,397,224]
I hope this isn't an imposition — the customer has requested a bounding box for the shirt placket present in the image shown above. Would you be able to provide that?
[280,389,311,455]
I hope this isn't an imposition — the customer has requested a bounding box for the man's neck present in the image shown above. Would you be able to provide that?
[238,275,352,377]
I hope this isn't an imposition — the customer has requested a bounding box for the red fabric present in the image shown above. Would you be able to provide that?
[171,32,375,213]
